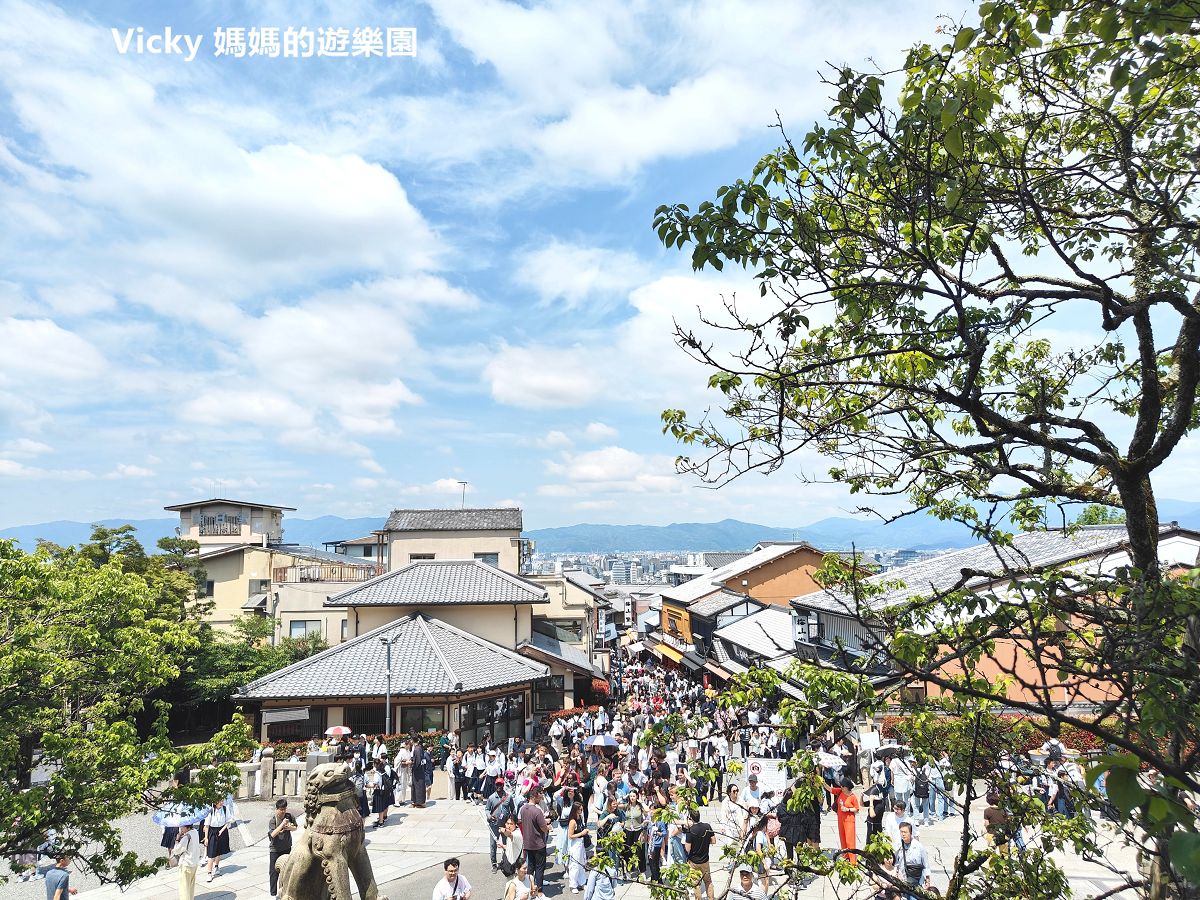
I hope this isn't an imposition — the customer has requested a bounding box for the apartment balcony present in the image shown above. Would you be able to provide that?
[198,522,244,536]
[272,564,384,584]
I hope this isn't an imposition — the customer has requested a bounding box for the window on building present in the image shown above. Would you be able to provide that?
[410,553,435,561]
[344,704,388,737]
[340,619,348,642]
[533,618,585,643]
[362,544,374,558]
[534,676,565,712]
[289,620,323,639]
[265,706,326,742]
[458,691,526,747]
[473,552,500,567]
[253,579,271,593]
[400,706,445,734]
[204,580,214,597]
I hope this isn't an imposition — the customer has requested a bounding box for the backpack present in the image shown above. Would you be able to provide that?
[914,771,930,799]
[1047,742,1064,762]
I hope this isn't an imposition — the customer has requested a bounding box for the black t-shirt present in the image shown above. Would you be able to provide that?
[686,822,714,863]
[269,812,296,852]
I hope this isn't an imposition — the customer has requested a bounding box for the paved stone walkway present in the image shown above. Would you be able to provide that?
[75,795,1139,898]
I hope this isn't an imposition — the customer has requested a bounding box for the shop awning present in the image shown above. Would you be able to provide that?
[680,650,706,672]
[658,644,684,663]
[704,661,733,680]
[626,641,645,654]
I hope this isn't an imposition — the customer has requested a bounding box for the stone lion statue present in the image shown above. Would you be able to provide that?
[276,762,388,900]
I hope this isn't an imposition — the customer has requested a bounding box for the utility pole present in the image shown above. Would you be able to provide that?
[380,635,395,734]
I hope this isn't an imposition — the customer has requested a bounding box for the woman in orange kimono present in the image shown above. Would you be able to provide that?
[832,777,861,864]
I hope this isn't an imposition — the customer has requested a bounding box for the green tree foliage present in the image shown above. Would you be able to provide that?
[189,614,328,706]
[653,1,1200,897]
[0,540,252,886]
[1075,504,1127,526]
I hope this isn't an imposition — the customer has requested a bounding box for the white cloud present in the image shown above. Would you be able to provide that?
[543,445,685,496]
[485,271,778,414]
[37,283,117,315]
[537,430,574,450]
[514,240,649,311]
[0,317,105,386]
[582,422,618,442]
[1,438,53,457]
[534,69,765,181]
[431,0,632,111]
[483,343,602,409]
[0,4,443,286]
[0,458,92,480]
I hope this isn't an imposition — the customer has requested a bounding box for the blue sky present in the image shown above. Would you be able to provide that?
[4,0,1193,530]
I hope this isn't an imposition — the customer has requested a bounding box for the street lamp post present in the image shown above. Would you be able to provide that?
[380,636,395,735]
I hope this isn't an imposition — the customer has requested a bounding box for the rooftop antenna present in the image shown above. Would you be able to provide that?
[457,480,468,509]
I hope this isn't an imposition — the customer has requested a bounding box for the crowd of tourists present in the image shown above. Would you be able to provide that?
[148,654,1098,900]
[433,657,965,900]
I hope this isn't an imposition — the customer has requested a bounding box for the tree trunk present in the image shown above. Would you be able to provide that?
[1116,475,1160,577]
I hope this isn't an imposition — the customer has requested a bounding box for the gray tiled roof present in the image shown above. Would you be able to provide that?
[701,551,750,568]
[713,607,795,659]
[791,524,1198,614]
[237,614,548,700]
[519,631,599,676]
[689,589,753,618]
[326,560,549,606]
[383,508,523,532]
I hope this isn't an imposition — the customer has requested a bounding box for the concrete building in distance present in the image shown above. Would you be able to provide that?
[165,498,293,550]
[380,508,533,573]
[325,534,389,568]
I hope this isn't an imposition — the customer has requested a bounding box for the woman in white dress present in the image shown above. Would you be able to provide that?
[566,801,588,893]
[503,857,535,900]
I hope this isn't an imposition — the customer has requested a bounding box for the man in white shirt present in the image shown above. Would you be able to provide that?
[883,800,919,848]
[431,857,472,900]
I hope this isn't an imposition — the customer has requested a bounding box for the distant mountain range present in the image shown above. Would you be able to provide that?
[3,500,1198,554]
